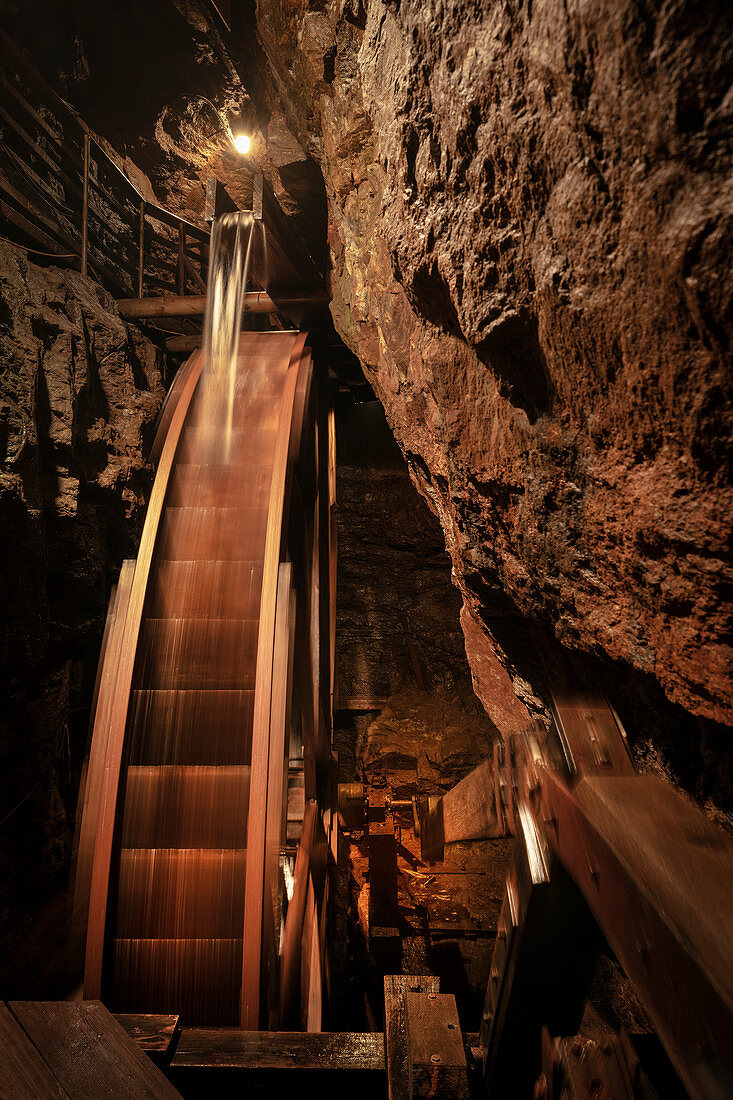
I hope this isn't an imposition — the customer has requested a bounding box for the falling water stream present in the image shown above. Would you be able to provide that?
[200,211,256,460]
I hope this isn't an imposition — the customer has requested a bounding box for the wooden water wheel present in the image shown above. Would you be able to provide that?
[74,331,335,1028]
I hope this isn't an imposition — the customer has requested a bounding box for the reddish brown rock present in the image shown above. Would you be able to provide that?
[255,0,732,745]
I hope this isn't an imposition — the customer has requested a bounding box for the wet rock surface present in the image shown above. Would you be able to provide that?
[255,0,733,810]
[0,245,169,958]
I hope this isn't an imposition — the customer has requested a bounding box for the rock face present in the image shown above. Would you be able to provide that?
[333,399,499,780]
[255,0,733,800]
[0,245,168,951]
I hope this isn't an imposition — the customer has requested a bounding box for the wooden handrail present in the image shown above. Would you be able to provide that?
[0,26,209,297]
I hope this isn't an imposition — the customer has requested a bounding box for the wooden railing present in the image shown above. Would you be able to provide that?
[0,27,208,297]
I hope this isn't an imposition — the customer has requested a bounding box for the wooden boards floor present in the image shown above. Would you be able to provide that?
[0,1001,181,1098]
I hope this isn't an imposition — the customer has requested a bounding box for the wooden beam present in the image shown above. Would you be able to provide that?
[384,975,441,1100]
[117,290,329,320]
[0,1003,71,1098]
[405,991,469,1098]
[170,1028,384,1071]
[6,1001,181,1098]
[538,771,733,1100]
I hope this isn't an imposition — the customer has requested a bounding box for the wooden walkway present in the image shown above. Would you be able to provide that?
[0,1000,181,1098]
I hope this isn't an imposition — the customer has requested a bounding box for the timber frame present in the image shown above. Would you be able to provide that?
[479,693,733,1100]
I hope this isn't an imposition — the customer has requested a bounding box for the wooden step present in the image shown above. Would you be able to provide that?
[128,689,254,765]
[148,560,263,619]
[112,938,243,1026]
[156,506,268,561]
[167,464,272,509]
[121,766,250,848]
[115,849,246,939]
[137,618,259,690]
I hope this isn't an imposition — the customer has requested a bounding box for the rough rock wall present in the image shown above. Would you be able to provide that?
[335,400,479,704]
[0,245,168,950]
[255,0,733,798]
[333,399,498,777]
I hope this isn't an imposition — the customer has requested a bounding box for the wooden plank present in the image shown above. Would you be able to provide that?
[205,176,239,223]
[113,1014,180,1056]
[0,1002,69,1098]
[171,1028,384,1071]
[72,560,134,960]
[0,171,79,254]
[279,800,317,1026]
[384,975,440,1100]
[300,872,323,1031]
[262,560,293,1025]
[0,194,75,257]
[552,693,635,777]
[0,100,81,207]
[405,991,469,1098]
[540,770,733,1100]
[7,1001,181,1098]
[117,291,328,320]
[241,332,308,1028]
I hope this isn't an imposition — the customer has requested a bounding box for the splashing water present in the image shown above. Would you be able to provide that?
[200,211,255,459]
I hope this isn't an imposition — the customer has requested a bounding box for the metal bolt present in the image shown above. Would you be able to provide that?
[431,1054,442,1064]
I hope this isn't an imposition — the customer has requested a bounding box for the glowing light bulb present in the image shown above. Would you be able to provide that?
[232,132,251,155]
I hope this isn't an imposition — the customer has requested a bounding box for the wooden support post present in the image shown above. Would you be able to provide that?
[137,199,145,297]
[177,223,185,295]
[368,792,400,969]
[81,132,90,276]
[405,991,469,1098]
[204,176,239,223]
[117,290,329,320]
[384,975,441,1100]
